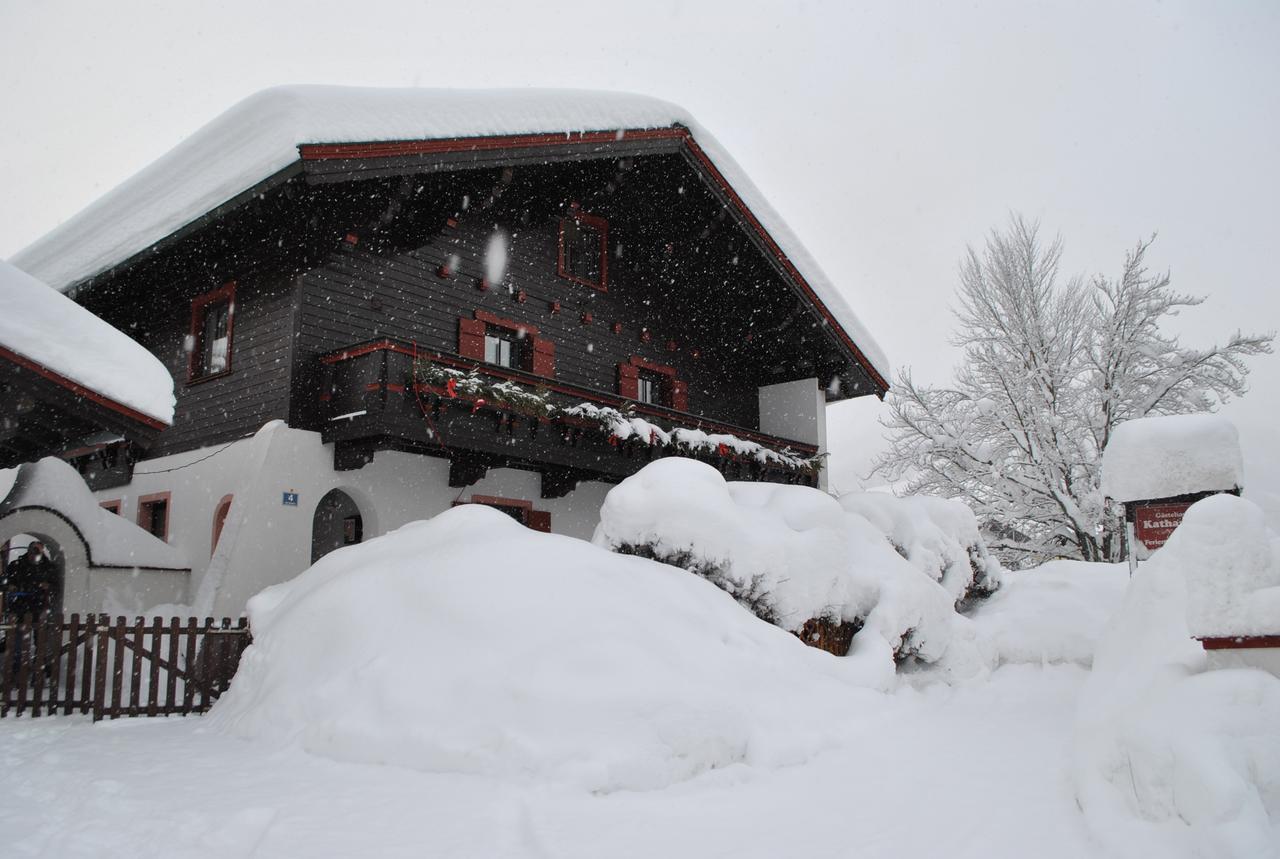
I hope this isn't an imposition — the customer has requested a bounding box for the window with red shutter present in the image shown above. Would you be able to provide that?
[458,317,486,360]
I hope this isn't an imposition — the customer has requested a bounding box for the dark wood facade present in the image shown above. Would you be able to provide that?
[72,130,883,488]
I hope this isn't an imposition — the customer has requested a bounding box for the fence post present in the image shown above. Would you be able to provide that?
[92,614,109,722]
[165,616,180,715]
[110,616,126,720]
[16,614,30,717]
[45,613,63,716]
[182,617,198,715]
[0,617,12,717]
[64,613,80,716]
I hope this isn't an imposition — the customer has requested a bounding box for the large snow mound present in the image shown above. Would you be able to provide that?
[210,505,876,792]
[1101,414,1243,503]
[0,261,174,425]
[967,561,1130,668]
[592,459,998,684]
[10,85,888,381]
[0,457,187,570]
[1168,494,1280,637]
[1073,495,1280,857]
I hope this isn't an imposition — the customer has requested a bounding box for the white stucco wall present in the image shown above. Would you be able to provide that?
[758,378,828,489]
[92,422,612,617]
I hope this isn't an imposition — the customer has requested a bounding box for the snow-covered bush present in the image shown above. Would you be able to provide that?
[592,458,1000,677]
[837,492,1002,605]
[210,504,873,792]
[1073,495,1280,857]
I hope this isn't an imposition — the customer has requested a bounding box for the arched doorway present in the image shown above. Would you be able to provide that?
[311,489,363,564]
[1,532,65,619]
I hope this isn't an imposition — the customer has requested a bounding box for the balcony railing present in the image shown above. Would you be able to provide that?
[315,339,821,488]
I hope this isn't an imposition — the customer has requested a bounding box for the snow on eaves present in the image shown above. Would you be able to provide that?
[8,85,889,381]
[0,260,174,425]
[1100,414,1243,503]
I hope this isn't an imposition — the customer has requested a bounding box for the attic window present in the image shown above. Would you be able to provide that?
[558,210,608,291]
[189,282,235,382]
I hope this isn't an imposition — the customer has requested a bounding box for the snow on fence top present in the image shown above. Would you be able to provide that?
[0,260,174,425]
[1100,414,1243,503]
[8,85,889,382]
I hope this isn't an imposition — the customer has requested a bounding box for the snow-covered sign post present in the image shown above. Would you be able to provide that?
[1100,415,1243,574]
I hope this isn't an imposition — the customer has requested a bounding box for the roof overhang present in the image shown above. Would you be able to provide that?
[0,345,167,468]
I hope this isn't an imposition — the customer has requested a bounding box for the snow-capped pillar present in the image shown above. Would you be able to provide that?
[758,378,828,489]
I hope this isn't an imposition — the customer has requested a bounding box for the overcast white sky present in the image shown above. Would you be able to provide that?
[3,1,1277,518]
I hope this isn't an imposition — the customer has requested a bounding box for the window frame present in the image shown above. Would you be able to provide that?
[188,281,236,384]
[454,494,552,532]
[557,209,609,292]
[136,491,171,542]
[483,325,524,370]
[211,494,233,555]
[636,369,666,407]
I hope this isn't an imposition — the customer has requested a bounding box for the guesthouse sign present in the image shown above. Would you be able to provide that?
[1132,502,1192,551]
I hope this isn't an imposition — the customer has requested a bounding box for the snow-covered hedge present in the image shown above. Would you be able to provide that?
[210,505,873,792]
[1073,494,1280,857]
[591,459,1001,677]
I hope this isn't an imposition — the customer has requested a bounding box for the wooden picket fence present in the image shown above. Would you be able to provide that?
[0,613,251,721]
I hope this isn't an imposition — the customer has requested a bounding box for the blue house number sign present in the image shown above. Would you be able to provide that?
[282,492,299,507]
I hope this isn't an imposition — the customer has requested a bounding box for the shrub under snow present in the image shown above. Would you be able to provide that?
[591,459,1001,680]
[1073,494,1280,857]
[210,504,874,792]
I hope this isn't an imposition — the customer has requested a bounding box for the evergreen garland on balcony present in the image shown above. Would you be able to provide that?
[410,359,823,479]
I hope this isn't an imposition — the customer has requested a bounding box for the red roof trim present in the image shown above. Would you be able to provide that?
[1197,634,1280,650]
[679,136,888,393]
[299,126,886,393]
[0,344,168,430]
[299,128,687,161]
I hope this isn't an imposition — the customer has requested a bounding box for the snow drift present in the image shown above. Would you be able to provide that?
[1073,494,1280,858]
[210,505,876,792]
[591,459,1000,681]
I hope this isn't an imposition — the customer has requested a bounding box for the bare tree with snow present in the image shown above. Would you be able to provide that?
[875,215,1272,566]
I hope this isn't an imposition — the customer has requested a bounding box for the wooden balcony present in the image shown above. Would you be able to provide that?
[314,339,821,495]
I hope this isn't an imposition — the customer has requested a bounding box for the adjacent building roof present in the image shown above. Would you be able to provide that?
[0,260,174,426]
[7,86,890,386]
[1101,414,1243,503]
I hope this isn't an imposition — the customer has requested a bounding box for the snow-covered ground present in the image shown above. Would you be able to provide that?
[0,664,1092,859]
[0,503,1275,858]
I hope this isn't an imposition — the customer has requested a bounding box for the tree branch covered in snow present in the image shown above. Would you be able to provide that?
[874,215,1272,566]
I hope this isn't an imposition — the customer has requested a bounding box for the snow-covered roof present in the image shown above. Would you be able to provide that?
[0,457,188,570]
[1100,414,1243,503]
[8,86,889,383]
[0,260,174,425]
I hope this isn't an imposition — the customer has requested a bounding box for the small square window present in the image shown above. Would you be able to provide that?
[484,326,523,369]
[636,370,666,406]
[558,212,608,290]
[137,495,170,541]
